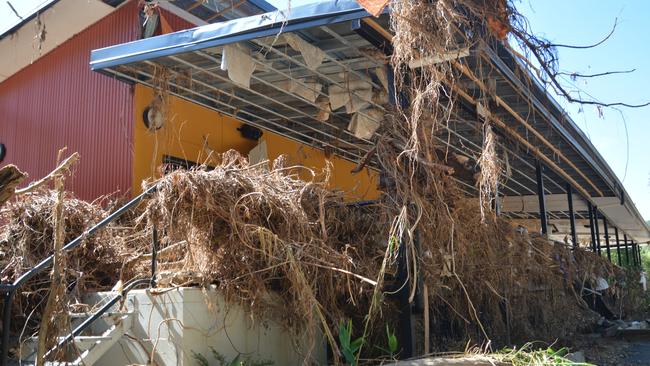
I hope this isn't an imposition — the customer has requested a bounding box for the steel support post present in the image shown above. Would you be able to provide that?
[593,206,601,256]
[588,202,597,252]
[396,236,413,359]
[151,226,159,288]
[535,160,548,235]
[624,235,630,266]
[614,227,622,266]
[603,217,611,262]
[495,183,501,217]
[566,184,578,248]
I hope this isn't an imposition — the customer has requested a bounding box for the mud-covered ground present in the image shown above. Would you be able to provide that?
[566,322,650,365]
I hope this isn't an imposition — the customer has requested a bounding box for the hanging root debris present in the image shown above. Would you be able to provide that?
[477,123,501,222]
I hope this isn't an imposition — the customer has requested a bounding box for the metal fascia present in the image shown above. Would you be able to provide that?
[90,0,376,70]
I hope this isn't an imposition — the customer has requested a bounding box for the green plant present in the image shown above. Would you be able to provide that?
[191,348,273,366]
[386,325,398,356]
[339,320,364,366]
[493,343,593,366]
[373,325,399,358]
[192,350,210,366]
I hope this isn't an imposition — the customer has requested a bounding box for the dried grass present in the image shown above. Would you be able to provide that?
[0,190,140,339]
[143,151,387,357]
[0,152,646,362]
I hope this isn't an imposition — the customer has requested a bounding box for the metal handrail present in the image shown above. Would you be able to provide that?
[42,278,151,361]
[0,186,383,365]
[0,184,158,366]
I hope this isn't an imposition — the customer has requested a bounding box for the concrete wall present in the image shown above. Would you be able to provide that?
[89,287,326,365]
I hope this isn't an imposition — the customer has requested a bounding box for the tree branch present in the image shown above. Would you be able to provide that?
[509,28,650,109]
[550,18,618,49]
[6,1,22,19]
[557,69,636,79]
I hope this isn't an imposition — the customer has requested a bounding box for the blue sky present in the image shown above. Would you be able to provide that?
[2,0,648,219]
[516,0,650,220]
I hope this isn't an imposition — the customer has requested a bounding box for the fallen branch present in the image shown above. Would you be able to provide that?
[15,152,79,194]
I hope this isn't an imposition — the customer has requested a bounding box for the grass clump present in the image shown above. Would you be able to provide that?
[492,343,593,366]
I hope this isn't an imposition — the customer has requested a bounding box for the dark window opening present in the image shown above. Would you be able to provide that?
[162,155,214,175]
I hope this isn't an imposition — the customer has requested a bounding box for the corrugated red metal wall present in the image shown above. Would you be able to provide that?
[0,1,194,200]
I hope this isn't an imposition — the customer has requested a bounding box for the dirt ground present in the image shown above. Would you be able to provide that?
[569,332,650,365]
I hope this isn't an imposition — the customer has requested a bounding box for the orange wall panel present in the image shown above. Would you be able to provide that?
[133,85,381,201]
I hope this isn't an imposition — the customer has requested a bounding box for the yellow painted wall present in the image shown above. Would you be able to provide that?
[133,85,380,201]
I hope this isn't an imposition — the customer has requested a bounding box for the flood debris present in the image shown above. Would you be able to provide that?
[0,149,647,363]
[1,0,649,362]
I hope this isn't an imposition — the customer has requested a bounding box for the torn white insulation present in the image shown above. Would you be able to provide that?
[372,90,388,104]
[345,88,373,113]
[477,102,491,120]
[277,79,323,102]
[221,44,256,88]
[284,33,326,71]
[328,79,373,112]
[348,108,384,139]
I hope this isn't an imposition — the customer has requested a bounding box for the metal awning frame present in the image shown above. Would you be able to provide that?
[89,0,649,244]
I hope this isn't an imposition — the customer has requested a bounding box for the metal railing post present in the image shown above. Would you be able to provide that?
[0,184,158,365]
[151,226,159,288]
[1,289,14,366]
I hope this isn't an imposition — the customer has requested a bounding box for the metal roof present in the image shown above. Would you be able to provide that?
[0,0,129,40]
[164,0,275,23]
[89,0,650,244]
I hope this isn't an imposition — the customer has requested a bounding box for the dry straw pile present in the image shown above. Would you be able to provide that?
[0,190,132,336]
[0,151,644,360]
[144,151,386,356]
